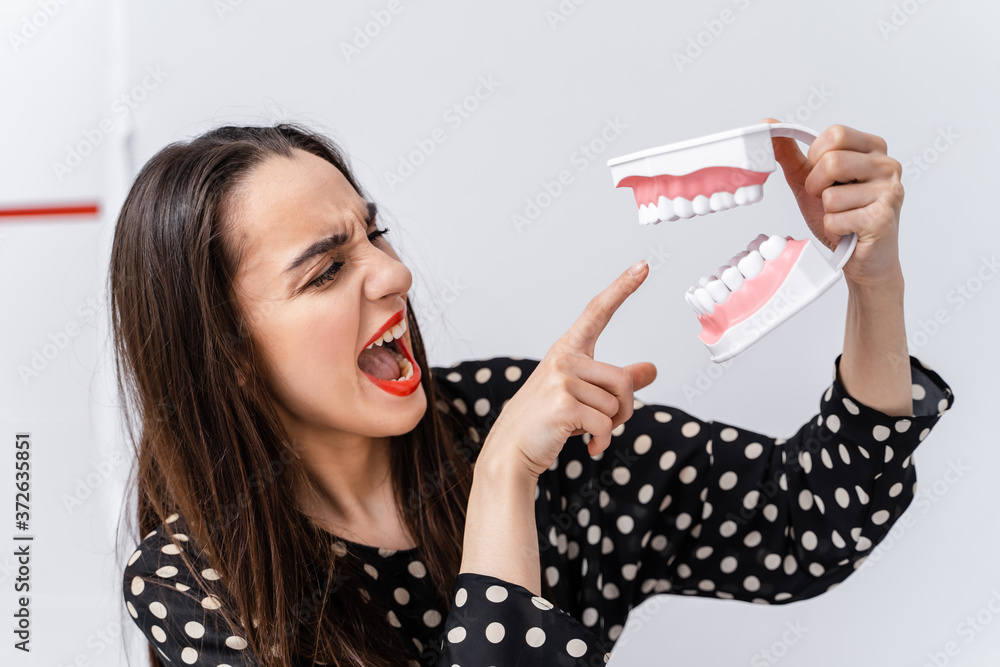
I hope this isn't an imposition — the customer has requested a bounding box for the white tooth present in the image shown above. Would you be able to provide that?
[693,288,715,315]
[400,318,407,333]
[709,192,728,212]
[746,233,769,253]
[705,279,730,304]
[373,338,384,347]
[734,187,750,206]
[391,323,403,340]
[715,266,731,281]
[697,275,715,288]
[673,197,694,219]
[737,250,765,279]
[657,196,675,222]
[759,235,788,261]
[366,342,374,350]
[638,204,649,225]
[745,184,763,204]
[685,289,706,316]
[728,250,749,267]
[382,329,394,343]
[692,195,711,216]
[721,266,744,291]
[719,191,737,210]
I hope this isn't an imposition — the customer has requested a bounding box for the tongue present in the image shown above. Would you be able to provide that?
[358,344,401,380]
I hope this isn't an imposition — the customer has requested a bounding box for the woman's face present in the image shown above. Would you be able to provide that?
[229,148,427,446]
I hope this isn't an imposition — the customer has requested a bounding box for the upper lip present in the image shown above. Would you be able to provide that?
[361,305,406,354]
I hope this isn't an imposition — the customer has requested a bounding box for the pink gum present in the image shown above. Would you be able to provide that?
[618,166,771,207]
[697,237,806,345]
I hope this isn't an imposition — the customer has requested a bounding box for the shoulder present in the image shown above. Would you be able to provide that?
[431,355,540,414]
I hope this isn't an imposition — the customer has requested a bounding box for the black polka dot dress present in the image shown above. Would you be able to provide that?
[123,353,954,665]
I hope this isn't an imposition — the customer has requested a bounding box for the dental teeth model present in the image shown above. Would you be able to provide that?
[607,123,858,363]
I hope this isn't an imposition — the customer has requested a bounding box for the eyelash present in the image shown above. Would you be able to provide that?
[309,227,390,289]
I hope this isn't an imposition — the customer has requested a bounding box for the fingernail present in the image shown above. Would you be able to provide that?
[629,259,647,276]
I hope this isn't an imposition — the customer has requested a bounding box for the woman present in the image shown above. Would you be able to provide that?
[116,122,953,666]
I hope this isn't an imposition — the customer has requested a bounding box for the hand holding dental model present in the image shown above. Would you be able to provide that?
[608,119,906,362]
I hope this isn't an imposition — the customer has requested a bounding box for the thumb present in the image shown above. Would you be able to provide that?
[760,116,810,183]
[624,362,657,392]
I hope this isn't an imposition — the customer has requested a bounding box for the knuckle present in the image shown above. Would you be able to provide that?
[821,187,837,210]
[828,124,848,145]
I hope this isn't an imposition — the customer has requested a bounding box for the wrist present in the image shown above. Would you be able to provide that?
[846,270,904,301]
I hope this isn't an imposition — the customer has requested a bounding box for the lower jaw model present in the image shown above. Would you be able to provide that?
[607,123,857,363]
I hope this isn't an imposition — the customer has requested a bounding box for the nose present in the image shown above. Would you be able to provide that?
[362,239,412,304]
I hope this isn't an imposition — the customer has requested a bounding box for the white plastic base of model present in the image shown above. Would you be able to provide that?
[702,239,847,362]
[607,122,782,185]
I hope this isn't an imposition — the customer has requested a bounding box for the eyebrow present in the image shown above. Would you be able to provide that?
[283,201,378,276]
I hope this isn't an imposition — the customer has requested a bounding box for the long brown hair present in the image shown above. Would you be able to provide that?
[110,124,489,666]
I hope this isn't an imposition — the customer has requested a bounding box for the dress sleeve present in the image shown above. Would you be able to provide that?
[122,518,260,667]
[529,353,955,645]
[432,356,613,663]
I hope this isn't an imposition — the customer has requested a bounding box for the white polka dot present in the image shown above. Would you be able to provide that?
[408,561,427,578]
[485,621,505,643]
[632,434,652,455]
[166,513,179,523]
[826,414,841,433]
[696,546,713,560]
[393,587,410,605]
[602,582,620,599]
[698,579,715,591]
[423,609,442,627]
[659,451,677,470]
[475,367,491,383]
[181,648,198,664]
[889,483,903,498]
[919,427,930,441]
[654,411,672,423]
[801,531,818,550]
[821,449,833,468]
[744,442,763,459]
[872,510,890,525]
[151,625,166,643]
[612,467,630,485]
[448,626,466,643]
[565,460,583,479]
[149,601,167,619]
[720,427,739,442]
[832,530,846,548]
[799,451,812,473]
[130,576,144,596]
[857,536,872,551]
[784,555,797,574]
[378,547,396,558]
[681,421,701,438]
[744,531,762,547]
[531,596,554,610]
[809,562,825,577]
[505,365,522,381]
[742,490,760,510]
[202,568,221,581]
[445,371,461,383]
[835,487,850,508]
[856,485,870,504]
[161,544,181,556]
[622,563,638,580]
[799,490,814,511]
[546,566,560,586]
[895,419,911,433]
[185,621,205,639]
[175,583,189,592]
[485,585,508,602]
[331,541,347,557]
[364,563,378,579]
[155,566,178,578]
[719,520,737,537]
[582,607,599,626]
[566,638,588,657]
[226,635,248,650]
[744,575,760,592]
[525,626,546,647]
[201,595,222,610]
[474,398,490,416]
[719,471,738,490]
[128,549,142,566]
[651,535,668,551]
[764,554,781,570]
[676,512,692,530]
[637,484,654,504]
[884,445,894,463]
[872,425,891,441]
[126,601,138,618]
[938,398,948,412]
[720,557,737,573]
[617,516,634,534]
[679,466,697,483]
[659,494,670,511]
[763,504,778,522]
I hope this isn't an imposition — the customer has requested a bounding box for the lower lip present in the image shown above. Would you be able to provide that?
[359,333,422,397]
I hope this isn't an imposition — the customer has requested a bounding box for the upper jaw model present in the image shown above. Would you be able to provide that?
[607,123,858,363]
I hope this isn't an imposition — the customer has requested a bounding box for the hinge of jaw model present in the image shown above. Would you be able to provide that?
[607,122,858,363]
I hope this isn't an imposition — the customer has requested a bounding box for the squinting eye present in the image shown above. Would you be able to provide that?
[308,227,391,290]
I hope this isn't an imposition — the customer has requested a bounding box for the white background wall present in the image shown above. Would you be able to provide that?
[1,0,997,665]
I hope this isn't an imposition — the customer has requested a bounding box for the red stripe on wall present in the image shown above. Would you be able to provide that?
[0,203,100,218]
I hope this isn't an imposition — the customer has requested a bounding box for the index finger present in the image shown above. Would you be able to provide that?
[557,260,648,356]
[807,124,888,165]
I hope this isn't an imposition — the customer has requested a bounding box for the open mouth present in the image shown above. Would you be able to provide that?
[357,310,422,395]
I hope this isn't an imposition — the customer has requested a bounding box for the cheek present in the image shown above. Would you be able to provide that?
[259,301,358,402]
